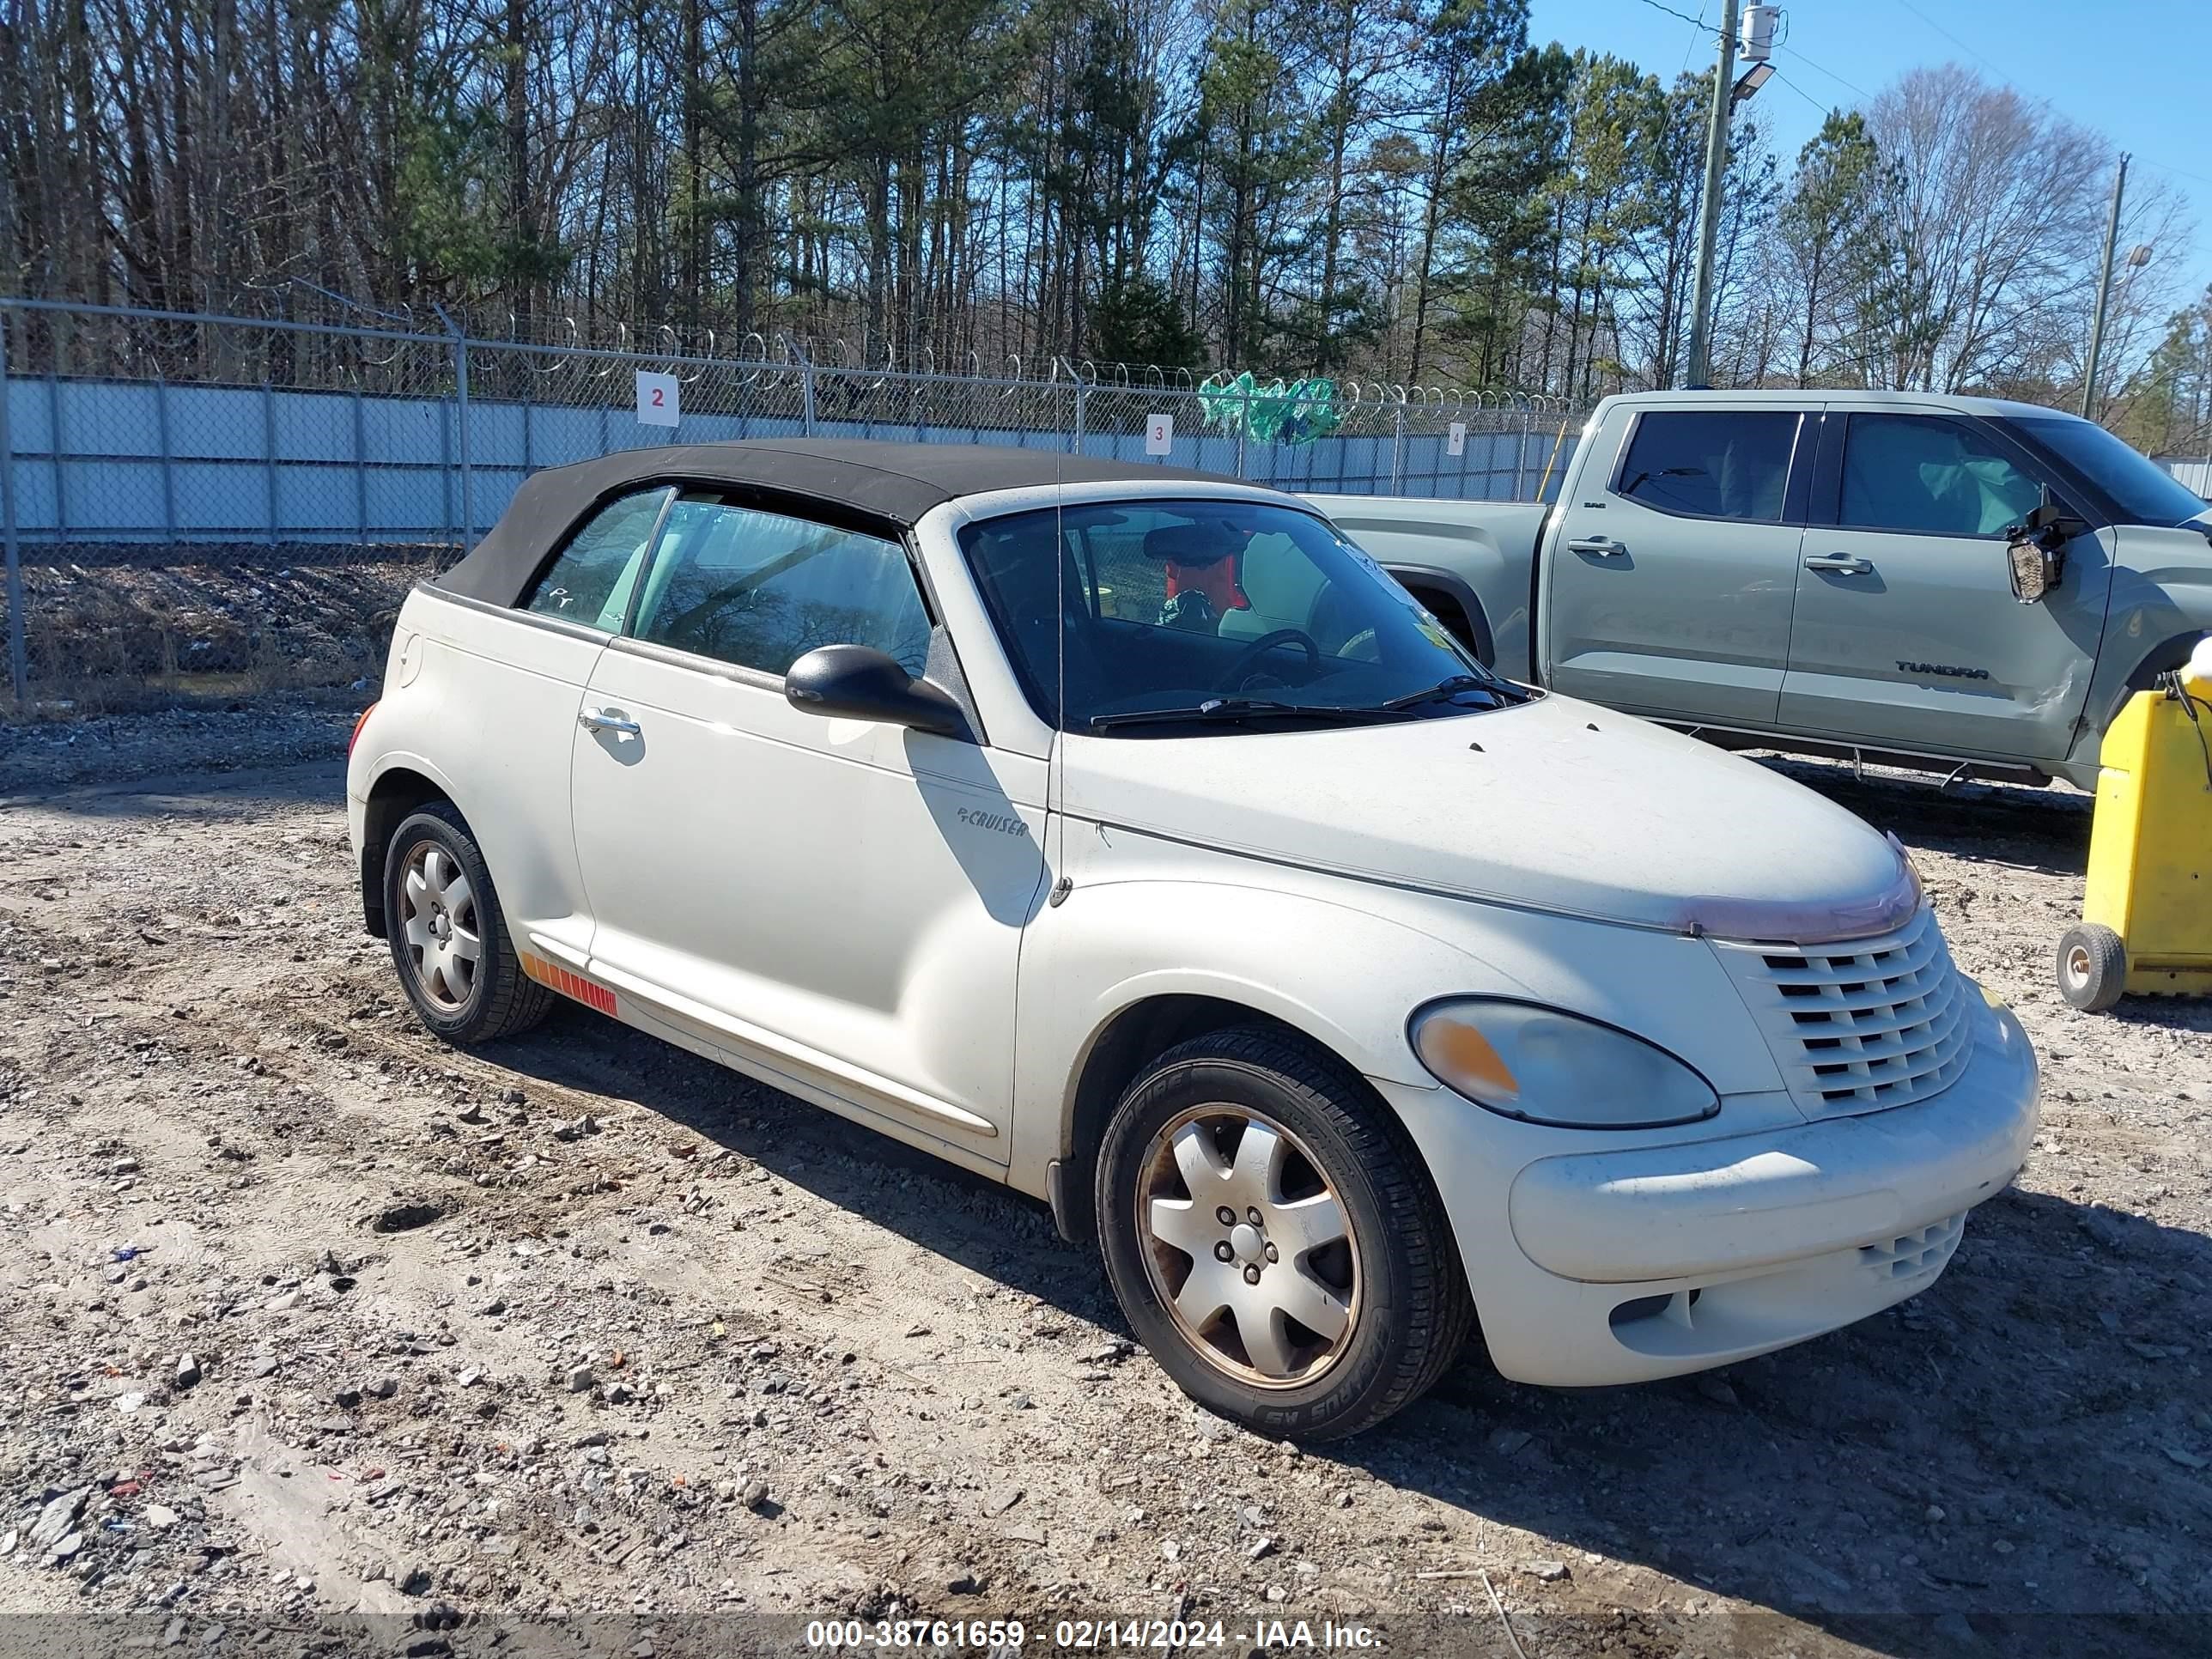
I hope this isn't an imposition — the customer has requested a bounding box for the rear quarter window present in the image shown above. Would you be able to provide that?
[520,488,675,630]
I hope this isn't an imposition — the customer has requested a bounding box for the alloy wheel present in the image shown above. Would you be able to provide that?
[1136,1104,1361,1388]
[400,840,483,1012]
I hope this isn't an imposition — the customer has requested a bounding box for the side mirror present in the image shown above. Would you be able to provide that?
[2003,485,2087,605]
[785,645,968,738]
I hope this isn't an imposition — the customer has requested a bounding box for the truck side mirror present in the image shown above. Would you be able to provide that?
[2003,485,2086,605]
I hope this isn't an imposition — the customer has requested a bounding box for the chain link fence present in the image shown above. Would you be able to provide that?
[0,297,1585,698]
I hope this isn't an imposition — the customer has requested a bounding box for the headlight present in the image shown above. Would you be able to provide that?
[1408,999,1719,1129]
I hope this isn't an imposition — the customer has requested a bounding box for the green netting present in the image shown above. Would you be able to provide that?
[1197,373,1346,446]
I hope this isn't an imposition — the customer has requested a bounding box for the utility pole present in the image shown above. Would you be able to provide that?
[2081,153,2131,420]
[1683,0,1740,388]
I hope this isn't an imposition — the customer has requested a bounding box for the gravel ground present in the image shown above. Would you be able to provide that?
[0,701,2205,1659]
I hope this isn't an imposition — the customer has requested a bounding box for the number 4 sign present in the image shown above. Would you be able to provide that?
[636,371,680,428]
[1448,421,1467,456]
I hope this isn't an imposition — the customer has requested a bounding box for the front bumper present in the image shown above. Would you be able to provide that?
[1379,986,2038,1386]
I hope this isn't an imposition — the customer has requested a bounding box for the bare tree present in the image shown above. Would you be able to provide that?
[1862,65,2106,392]
[0,4,2196,410]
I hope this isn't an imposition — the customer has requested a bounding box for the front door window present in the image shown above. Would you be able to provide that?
[1838,414,2044,538]
[629,498,932,678]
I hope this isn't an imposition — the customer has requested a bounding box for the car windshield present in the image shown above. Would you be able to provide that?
[959,499,1528,733]
[2007,416,2210,528]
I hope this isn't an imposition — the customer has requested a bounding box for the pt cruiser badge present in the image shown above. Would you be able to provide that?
[957,806,1031,837]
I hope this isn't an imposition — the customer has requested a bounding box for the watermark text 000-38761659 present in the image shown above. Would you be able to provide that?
[802,1616,1382,1651]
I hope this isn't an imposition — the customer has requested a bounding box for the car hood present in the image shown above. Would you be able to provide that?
[1062,694,1917,940]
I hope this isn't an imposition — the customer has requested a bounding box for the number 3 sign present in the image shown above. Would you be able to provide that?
[636,371,680,428]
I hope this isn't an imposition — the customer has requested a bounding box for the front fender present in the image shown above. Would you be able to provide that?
[1008,876,1498,1195]
[2064,531,2212,781]
[1006,853,1790,1198]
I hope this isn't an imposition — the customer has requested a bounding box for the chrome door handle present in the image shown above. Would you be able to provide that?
[1567,536,1626,556]
[1804,553,1875,575]
[578,707,641,737]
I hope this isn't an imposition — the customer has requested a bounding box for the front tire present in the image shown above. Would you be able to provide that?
[1095,1028,1472,1441]
[384,803,554,1044]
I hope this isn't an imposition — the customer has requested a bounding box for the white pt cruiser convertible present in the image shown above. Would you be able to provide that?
[348,441,2039,1439]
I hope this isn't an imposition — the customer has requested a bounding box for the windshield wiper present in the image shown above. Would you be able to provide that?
[1366,673,1531,712]
[1087,697,1387,732]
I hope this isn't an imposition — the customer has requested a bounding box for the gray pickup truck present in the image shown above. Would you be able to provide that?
[1315,389,2212,790]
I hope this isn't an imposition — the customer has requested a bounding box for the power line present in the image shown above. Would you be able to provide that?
[1767,66,1839,120]
[2131,154,2212,192]
[1774,44,1871,102]
[1652,0,2212,213]
[1887,0,2003,78]
[1634,0,1722,36]
[1679,1,1710,74]
[1883,0,2212,194]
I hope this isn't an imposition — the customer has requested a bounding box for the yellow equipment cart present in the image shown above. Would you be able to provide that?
[2056,640,2212,1012]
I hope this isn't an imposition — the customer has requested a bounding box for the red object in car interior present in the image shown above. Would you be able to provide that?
[1164,554,1251,614]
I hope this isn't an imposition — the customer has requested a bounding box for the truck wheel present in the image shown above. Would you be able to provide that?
[2056,923,2128,1012]
[384,803,555,1044]
[1094,1028,1472,1441]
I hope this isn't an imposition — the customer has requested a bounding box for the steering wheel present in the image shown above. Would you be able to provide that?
[1213,628,1322,691]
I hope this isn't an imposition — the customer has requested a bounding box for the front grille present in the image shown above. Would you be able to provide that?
[1712,906,1972,1119]
[1860,1213,1965,1281]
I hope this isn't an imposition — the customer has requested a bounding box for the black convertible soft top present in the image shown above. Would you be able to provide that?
[437,438,1239,606]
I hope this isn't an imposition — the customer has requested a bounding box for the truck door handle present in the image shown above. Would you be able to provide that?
[1567,536,1626,557]
[578,706,641,738]
[1804,553,1875,575]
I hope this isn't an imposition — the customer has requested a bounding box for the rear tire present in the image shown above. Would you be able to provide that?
[1094,1027,1472,1441]
[384,803,555,1044]
[2056,923,2127,1013]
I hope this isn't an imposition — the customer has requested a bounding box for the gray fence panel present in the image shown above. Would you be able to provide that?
[2158,458,2211,495]
[66,379,161,455]
[471,401,528,468]
[275,462,356,534]
[275,387,354,460]
[173,460,252,535]
[167,384,263,459]
[5,376,51,454]
[2,372,1568,541]
[0,301,1580,559]
[365,459,453,540]
[526,405,612,470]
[361,394,447,465]
[64,458,167,533]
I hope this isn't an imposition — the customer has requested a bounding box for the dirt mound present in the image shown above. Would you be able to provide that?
[3,542,454,713]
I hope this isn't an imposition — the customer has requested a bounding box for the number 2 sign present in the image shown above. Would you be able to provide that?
[636,371,680,428]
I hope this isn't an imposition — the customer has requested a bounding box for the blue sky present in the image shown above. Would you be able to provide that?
[1529,0,2212,301]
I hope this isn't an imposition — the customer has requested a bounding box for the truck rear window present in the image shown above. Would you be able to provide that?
[1615,410,1797,523]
